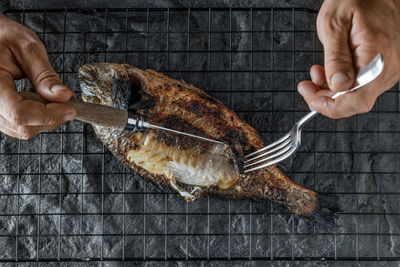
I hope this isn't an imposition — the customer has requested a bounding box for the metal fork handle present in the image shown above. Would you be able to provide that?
[296,83,364,129]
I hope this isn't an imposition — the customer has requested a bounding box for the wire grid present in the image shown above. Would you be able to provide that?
[0,7,399,262]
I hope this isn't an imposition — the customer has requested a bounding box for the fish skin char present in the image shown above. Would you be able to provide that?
[79,63,334,217]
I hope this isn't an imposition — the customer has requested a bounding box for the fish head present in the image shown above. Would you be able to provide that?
[79,63,132,109]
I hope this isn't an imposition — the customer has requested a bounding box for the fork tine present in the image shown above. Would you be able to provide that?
[245,132,291,158]
[244,138,292,163]
[244,143,291,169]
[244,146,297,172]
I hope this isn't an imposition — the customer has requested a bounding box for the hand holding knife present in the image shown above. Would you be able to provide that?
[20,91,223,145]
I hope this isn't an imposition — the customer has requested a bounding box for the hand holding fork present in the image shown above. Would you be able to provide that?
[244,54,384,172]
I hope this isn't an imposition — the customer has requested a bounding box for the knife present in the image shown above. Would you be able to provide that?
[20,91,224,145]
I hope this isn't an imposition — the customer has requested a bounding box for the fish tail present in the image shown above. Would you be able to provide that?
[260,167,339,226]
[307,193,340,227]
[282,186,339,227]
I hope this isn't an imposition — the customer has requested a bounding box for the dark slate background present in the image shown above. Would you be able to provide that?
[5,0,324,9]
[0,0,400,266]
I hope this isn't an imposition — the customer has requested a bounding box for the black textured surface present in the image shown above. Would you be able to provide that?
[0,3,400,265]
[7,0,324,9]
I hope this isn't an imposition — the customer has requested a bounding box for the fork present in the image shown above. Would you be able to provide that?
[244,54,384,172]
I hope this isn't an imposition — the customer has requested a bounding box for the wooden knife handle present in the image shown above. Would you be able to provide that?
[20,91,128,130]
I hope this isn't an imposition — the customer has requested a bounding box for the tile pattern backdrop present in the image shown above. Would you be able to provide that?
[0,8,399,262]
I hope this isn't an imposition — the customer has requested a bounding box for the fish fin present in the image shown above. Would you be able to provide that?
[308,193,340,228]
[168,178,196,200]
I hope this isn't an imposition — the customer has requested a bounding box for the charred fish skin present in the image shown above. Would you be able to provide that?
[79,63,338,221]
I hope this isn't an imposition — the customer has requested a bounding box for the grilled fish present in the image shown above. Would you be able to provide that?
[79,63,338,220]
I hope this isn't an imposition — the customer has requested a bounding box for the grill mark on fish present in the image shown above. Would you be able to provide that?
[79,63,339,223]
[152,115,215,150]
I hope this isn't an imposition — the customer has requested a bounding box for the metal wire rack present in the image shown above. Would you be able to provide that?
[0,7,399,262]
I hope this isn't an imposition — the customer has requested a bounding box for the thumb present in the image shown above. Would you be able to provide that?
[15,38,75,102]
[31,68,75,103]
[317,10,355,92]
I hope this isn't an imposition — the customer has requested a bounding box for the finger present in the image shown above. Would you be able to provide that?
[13,101,76,126]
[308,88,376,119]
[15,123,64,140]
[2,124,63,140]
[0,126,18,139]
[0,114,18,137]
[0,112,64,140]
[0,73,76,127]
[297,81,329,101]
[317,4,355,91]
[310,65,328,88]
[11,35,75,102]
[0,71,24,121]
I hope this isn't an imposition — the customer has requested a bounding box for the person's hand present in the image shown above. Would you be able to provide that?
[0,14,76,139]
[298,0,400,118]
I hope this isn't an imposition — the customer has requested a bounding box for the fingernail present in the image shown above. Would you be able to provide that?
[51,85,69,93]
[331,72,349,86]
[63,113,75,121]
[310,69,317,81]
[297,85,304,96]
